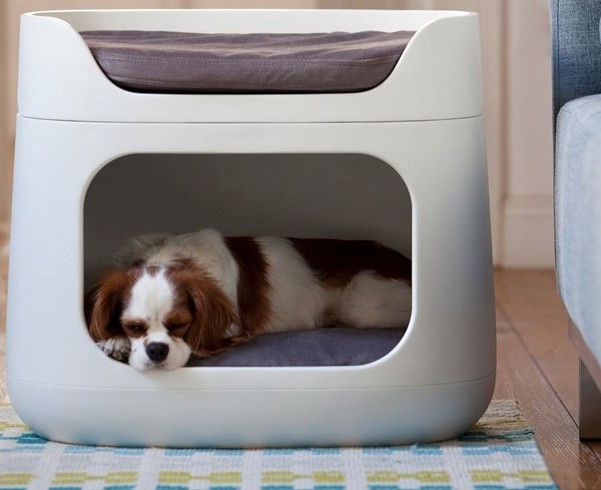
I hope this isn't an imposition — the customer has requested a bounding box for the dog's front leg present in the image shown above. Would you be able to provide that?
[97,336,131,363]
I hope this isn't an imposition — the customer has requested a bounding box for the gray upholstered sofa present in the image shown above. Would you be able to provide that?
[551,0,601,438]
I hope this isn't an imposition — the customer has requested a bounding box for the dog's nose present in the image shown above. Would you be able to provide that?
[146,342,169,363]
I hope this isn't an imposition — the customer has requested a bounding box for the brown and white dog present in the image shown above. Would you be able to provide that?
[85,229,411,371]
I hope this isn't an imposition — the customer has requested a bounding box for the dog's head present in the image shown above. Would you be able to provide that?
[85,262,238,371]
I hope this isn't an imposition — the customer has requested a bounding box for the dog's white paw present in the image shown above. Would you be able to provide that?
[97,337,131,363]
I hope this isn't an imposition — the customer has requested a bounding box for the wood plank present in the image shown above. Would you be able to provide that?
[493,307,601,489]
[494,270,579,422]
[0,220,8,334]
[495,270,601,479]
[0,330,7,404]
[0,221,8,404]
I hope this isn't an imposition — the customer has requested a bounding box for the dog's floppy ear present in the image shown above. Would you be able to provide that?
[175,269,238,356]
[85,269,130,341]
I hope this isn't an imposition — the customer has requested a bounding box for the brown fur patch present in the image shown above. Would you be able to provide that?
[168,265,240,357]
[289,238,411,288]
[224,236,272,335]
[85,268,138,341]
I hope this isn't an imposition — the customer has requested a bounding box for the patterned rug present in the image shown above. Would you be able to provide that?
[0,400,556,490]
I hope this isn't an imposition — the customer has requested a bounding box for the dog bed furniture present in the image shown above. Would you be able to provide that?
[7,9,495,448]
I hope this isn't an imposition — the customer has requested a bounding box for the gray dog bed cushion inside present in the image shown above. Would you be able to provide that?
[79,30,415,93]
[187,327,405,367]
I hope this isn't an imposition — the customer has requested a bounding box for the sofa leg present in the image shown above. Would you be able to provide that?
[579,359,601,439]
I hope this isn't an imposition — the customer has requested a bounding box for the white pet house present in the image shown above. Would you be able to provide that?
[7,9,496,447]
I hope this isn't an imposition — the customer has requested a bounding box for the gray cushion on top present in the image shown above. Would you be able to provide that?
[79,30,414,94]
[187,328,404,367]
[556,94,601,364]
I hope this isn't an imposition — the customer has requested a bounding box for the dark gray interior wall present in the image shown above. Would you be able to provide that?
[84,153,412,286]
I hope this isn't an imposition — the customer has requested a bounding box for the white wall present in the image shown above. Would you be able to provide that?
[0,0,555,268]
[502,0,554,267]
[0,0,9,223]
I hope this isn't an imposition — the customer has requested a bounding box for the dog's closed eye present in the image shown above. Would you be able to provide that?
[122,320,148,337]
[163,306,194,337]
[165,322,190,336]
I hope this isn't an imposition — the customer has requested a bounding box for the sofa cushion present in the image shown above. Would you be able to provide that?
[556,94,601,364]
[80,30,414,94]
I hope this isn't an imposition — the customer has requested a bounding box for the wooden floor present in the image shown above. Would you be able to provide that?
[1,224,601,488]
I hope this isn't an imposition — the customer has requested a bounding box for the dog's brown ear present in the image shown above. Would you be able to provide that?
[86,270,130,341]
[175,270,238,357]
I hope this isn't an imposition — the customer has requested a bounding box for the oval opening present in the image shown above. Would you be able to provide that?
[83,153,412,369]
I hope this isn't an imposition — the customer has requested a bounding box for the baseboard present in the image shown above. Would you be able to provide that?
[500,195,554,268]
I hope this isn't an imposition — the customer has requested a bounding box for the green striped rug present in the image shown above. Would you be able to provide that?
[0,400,556,490]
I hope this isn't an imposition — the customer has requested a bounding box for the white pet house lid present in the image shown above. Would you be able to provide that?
[17,9,483,123]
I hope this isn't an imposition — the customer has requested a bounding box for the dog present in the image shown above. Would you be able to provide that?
[85,229,412,371]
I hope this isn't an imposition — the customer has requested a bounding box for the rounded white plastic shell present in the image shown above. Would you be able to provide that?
[7,9,496,448]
